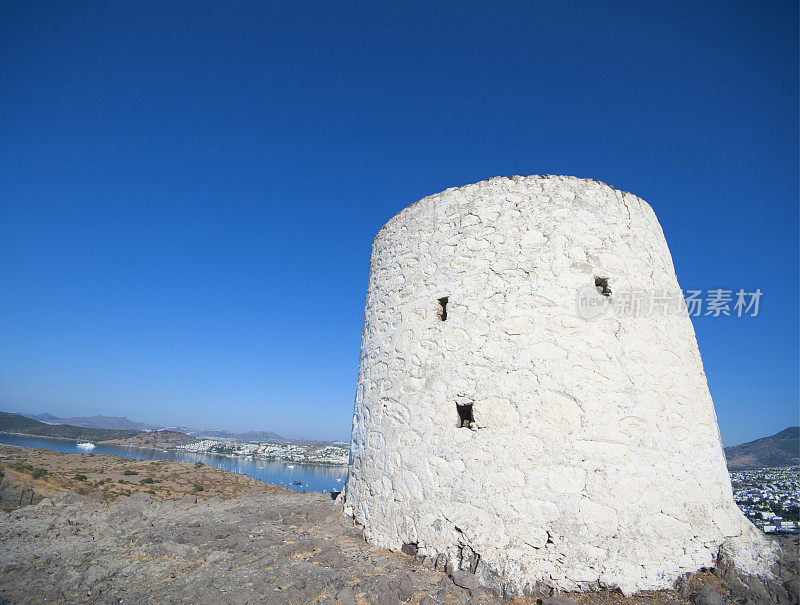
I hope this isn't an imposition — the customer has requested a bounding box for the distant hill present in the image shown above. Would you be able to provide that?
[24,413,61,423]
[0,412,142,442]
[20,413,160,431]
[725,427,799,471]
[99,430,197,447]
[186,428,285,442]
[15,411,339,446]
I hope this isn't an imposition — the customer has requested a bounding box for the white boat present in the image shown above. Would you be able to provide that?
[76,442,95,451]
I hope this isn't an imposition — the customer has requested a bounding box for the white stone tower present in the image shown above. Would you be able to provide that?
[344,176,774,596]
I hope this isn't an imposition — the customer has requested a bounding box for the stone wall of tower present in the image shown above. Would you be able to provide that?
[344,176,775,596]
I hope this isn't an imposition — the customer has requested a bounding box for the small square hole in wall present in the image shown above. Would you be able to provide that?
[437,297,449,321]
[456,403,473,428]
[595,277,611,297]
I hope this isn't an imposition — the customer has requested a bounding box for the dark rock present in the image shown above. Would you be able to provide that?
[784,579,800,604]
[205,550,231,564]
[694,583,723,605]
[743,576,770,602]
[728,583,752,602]
[371,589,400,605]
[765,579,790,604]
[783,560,800,579]
[676,574,692,598]
[50,491,82,505]
[398,578,416,601]
[450,570,481,591]
[468,587,484,599]
[401,542,418,557]
[359,577,400,605]
[435,586,462,602]
[537,598,577,605]
[85,492,108,505]
[335,584,356,605]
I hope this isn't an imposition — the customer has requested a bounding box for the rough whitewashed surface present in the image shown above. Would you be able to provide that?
[344,175,776,596]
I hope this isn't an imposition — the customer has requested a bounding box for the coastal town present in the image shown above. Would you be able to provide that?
[731,465,800,534]
[176,438,349,466]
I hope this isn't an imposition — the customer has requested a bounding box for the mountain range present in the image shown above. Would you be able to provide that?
[0,412,144,442]
[23,413,160,431]
[16,412,338,446]
[724,426,799,470]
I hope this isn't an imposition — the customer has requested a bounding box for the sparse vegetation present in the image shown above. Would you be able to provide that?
[0,444,282,508]
[0,412,140,442]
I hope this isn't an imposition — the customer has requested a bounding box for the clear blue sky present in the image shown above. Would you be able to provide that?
[1,1,797,443]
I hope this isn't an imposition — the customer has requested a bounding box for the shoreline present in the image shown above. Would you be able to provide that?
[0,430,80,443]
[179,451,348,468]
[0,440,346,497]
[0,431,348,468]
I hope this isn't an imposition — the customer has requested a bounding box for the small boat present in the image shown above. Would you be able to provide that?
[76,442,95,451]
[292,481,302,485]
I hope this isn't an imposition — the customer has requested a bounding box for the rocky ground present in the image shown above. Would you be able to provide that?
[0,445,276,508]
[0,446,797,604]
